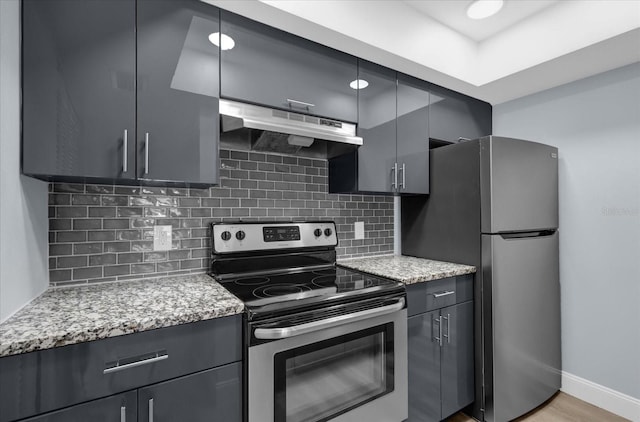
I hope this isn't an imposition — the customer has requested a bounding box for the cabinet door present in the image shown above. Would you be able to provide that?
[138,362,242,422]
[407,311,441,422]
[429,84,492,143]
[22,0,136,181]
[397,73,430,194]
[440,301,474,419]
[136,0,219,185]
[21,391,136,422]
[220,11,357,122]
[356,61,397,193]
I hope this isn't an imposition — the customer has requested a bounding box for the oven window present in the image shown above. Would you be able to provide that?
[274,323,394,422]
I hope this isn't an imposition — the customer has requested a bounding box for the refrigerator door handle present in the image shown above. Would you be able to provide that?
[499,229,556,240]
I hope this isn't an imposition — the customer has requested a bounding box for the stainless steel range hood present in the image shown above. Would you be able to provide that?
[219,99,363,149]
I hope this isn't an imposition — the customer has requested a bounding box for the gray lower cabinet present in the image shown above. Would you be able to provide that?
[20,392,137,422]
[0,316,242,422]
[407,275,474,421]
[22,0,220,186]
[138,363,242,422]
[20,363,241,422]
[219,10,358,122]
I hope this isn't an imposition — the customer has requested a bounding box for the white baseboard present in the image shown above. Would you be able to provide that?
[561,371,640,421]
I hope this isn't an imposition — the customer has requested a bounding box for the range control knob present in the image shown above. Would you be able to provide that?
[220,231,232,241]
[235,230,246,241]
[324,228,333,237]
[314,228,323,237]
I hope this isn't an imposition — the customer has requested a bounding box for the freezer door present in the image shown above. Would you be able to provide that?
[483,231,561,422]
[480,136,558,233]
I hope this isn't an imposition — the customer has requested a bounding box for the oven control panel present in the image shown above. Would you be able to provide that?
[263,226,301,242]
[212,222,337,253]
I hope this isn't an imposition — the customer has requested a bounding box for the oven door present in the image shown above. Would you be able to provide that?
[248,297,407,422]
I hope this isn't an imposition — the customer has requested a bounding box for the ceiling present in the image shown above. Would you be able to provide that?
[405,0,560,43]
[204,0,640,105]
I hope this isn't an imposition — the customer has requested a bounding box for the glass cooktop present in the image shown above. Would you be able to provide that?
[219,266,403,315]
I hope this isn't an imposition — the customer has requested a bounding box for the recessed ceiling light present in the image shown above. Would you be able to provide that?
[466,0,504,20]
[208,32,235,50]
[350,79,369,90]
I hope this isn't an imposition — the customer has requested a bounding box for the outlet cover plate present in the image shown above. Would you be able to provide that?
[153,225,172,251]
[354,221,365,240]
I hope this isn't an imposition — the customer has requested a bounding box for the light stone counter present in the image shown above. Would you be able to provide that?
[338,255,475,285]
[0,274,243,357]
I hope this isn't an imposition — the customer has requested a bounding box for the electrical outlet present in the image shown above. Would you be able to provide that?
[153,225,172,251]
[354,221,365,240]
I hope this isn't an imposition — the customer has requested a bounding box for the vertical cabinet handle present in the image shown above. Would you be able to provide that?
[120,406,126,422]
[391,163,398,190]
[400,163,406,189]
[144,132,150,175]
[442,313,451,343]
[122,130,128,173]
[434,315,443,346]
[148,398,154,422]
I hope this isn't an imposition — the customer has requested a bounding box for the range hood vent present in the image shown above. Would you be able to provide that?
[219,99,363,147]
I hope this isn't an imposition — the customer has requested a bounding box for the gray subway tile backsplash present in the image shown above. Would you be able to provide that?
[47,149,395,286]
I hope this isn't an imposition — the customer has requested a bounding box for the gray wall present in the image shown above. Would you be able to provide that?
[494,63,640,399]
[48,149,394,286]
[0,0,49,322]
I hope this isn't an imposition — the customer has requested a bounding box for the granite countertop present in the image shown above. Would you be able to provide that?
[338,255,476,285]
[0,274,244,358]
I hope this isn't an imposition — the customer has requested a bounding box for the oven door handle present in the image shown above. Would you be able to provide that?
[254,297,405,340]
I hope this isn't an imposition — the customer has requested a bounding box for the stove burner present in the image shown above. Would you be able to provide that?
[235,276,270,286]
[312,275,337,288]
[253,284,312,298]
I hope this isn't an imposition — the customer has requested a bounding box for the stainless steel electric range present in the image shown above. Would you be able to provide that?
[210,221,408,422]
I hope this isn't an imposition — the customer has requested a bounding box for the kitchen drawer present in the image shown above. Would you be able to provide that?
[407,274,473,316]
[0,315,241,422]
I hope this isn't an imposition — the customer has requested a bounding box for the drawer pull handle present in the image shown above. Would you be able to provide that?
[433,290,455,298]
[104,351,168,374]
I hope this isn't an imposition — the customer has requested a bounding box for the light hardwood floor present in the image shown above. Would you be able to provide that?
[446,392,629,422]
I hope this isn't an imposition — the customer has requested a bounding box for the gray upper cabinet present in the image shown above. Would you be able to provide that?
[219,11,358,122]
[22,0,220,186]
[136,0,220,185]
[329,65,430,194]
[429,84,492,143]
[396,73,430,194]
[22,0,137,182]
[353,61,398,193]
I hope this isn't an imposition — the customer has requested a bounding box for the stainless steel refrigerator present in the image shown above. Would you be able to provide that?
[402,136,561,422]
